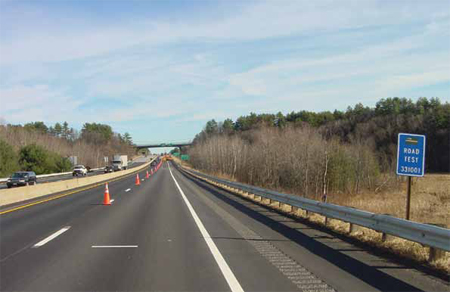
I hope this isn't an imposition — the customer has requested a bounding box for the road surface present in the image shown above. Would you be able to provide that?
[0,161,448,291]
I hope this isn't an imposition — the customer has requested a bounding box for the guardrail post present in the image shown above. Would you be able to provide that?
[427,223,447,262]
[381,214,395,242]
[429,246,446,262]
[284,204,292,212]
[291,206,299,215]
[349,223,363,234]
[381,232,394,242]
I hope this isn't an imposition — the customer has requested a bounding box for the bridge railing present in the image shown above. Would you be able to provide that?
[135,141,192,148]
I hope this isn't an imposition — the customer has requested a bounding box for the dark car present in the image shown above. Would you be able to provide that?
[104,166,113,173]
[7,171,37,188]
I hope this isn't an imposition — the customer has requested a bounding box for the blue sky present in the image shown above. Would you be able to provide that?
[0,0,449,150]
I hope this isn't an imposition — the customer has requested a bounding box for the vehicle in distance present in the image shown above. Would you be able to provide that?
[163,154,173,161]
[104,165,113,173]
[113,155,128,171]
[6,171,37,188]
[72,165,88,176]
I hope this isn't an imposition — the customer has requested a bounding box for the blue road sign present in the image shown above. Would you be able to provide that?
[397,133,426,177]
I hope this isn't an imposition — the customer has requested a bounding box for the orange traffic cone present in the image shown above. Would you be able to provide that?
[146,171,149,179]
[135,173,141,186]
[103,183,111,205]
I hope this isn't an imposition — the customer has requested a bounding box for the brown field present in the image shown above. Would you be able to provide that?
[324,174,450,273]
[328,174,450,226]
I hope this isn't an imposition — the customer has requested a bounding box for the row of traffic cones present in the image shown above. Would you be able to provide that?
[103,163,163,205]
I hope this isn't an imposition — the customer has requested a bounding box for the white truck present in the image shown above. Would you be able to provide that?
[112,155,128,171]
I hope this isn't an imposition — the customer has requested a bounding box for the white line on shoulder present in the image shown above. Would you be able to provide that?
[168,163,244,292]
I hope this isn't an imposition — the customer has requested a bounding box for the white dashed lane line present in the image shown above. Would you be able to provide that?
[125,188,131,192]
[92,245,138,248]
[33,227,71,248]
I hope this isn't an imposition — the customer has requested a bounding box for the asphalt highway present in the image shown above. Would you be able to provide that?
[0,161,448,291]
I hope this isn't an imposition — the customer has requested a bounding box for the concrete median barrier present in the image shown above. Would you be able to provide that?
[0,160,154,207]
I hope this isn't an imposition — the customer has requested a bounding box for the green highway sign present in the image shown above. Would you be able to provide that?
[181,155,190,161]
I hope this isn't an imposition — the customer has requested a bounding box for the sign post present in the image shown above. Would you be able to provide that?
[396,133,426,220]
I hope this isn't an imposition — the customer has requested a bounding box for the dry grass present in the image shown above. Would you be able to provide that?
[304,214,449,274]
[328,174,450,226]
[180,164,450,275]
[320,173,450,274]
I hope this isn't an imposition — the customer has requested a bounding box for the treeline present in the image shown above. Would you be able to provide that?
[0,121,136,177]
[194,97,449,173]
[189,97,449,197]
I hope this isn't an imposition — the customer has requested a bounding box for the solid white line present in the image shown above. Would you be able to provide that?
[168,163,244,292]
[125,188,131,192]
[92,245,138,248]
[33,226,71,247]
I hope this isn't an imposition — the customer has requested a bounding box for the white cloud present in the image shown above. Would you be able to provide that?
[222,16,450,112]
[1,0,449,65]
[0,84,83,123]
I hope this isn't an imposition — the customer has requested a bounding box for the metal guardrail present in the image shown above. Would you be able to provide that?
[182,167,450,252]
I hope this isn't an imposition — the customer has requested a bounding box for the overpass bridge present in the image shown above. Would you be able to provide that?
[135,141,192,149]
